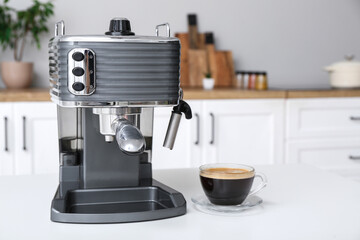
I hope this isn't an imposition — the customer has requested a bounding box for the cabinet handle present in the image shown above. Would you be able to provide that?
[350,116,360,121]
[194,113,200,145]
[4,117,8,152]
[210,113,215,145]
[349,155,360,160]
[22,116,27,151]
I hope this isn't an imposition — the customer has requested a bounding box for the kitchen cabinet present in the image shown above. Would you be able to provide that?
[285,98,360,180]
[152,99,285,168]
[202,99,284,165]
[0,102,58,175]
[3,96,360,175]
[286,98,360,139]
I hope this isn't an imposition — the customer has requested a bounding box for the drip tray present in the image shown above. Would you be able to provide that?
[66,187,174,214]
[69,201,166,214]
[51,181,186,223]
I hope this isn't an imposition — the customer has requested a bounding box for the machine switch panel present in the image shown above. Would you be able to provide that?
[67,48,96,96]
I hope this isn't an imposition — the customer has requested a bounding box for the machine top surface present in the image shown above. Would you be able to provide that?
[50,17,178,44]
[50,35,179,44]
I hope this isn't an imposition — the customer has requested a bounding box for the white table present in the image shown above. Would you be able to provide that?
[1,164,360,240]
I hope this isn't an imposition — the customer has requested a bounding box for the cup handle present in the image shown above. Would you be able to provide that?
[248,172,267,196]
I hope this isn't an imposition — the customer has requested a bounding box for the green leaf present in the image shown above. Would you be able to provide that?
[0,0,54,58]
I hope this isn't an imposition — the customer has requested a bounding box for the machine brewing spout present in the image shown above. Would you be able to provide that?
[112,118,146,155]
[163,100,192,150]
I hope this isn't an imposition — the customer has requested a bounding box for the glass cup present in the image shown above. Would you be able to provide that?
[199,163,267,205]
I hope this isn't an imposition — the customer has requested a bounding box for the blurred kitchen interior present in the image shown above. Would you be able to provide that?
[1,0,360,89]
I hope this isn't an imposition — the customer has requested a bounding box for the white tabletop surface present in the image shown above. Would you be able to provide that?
[0,164,360,240]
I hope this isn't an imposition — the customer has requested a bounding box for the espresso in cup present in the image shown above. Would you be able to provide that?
[200,164,267,205]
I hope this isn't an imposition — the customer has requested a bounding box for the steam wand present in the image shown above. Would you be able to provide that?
[163,100,192,150]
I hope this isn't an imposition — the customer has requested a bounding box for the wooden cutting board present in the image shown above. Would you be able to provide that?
[197,33,206,50]
[214,51,236,87]
[188,49,208,87]
[206,44,217,83]
[175,33,206,87]
[175,33,190,87]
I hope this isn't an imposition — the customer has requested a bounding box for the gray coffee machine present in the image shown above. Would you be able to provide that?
[49,18,192,223]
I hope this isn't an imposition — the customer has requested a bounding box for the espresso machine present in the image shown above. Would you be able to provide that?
[49,18,192,223]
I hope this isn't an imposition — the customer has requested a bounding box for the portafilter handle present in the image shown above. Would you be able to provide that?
[163,100,192,150]
[112,118,146,155]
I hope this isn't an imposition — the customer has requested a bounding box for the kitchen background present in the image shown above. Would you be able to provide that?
[1,0,360,180]
[1,0,360,89]
[2,1,360,235]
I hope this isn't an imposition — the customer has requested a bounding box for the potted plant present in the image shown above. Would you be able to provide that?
[0,0,54,88]
[202,72,214,90]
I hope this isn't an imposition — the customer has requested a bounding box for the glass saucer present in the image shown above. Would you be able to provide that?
[191,194,263,215]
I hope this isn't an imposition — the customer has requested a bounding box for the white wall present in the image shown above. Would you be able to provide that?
[1,0,360,88]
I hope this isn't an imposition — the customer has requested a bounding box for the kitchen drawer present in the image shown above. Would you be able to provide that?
[286,98,360,139]
[286,138,360,169]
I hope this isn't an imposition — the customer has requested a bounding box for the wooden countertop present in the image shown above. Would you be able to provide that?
[183,88,287,99]
[1,88,360,102]
[183,88,360,99]
[286,89,360,98]
[0,88,51,102]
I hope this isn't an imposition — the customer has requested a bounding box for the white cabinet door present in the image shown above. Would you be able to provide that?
[152,101,202,169]
[202,99,285,165]
[0,103,14,175]
[13,102,58,175]
[286,98,360,139]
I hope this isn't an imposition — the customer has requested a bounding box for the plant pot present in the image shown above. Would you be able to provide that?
[202,78,214,90]
[0,61,33,89]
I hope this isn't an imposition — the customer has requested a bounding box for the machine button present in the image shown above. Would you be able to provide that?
[72,67,85,77]
[72,82,85,91]
[72,52,84,61]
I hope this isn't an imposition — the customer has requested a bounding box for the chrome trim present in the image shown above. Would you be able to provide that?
[194,113,200,145]
[4,117,8,152]
[67,48,96,96]
[210,113,215,145]
[50,96,179,108]
[22,116,27,151]
[112,118,146,154]
[104,135,114,142]
[55,21,65,36]
[93,107,142,115]
[49,35,179,43]
[155,23,170,38]
[93,110,140,137]
[163,112,181,150]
